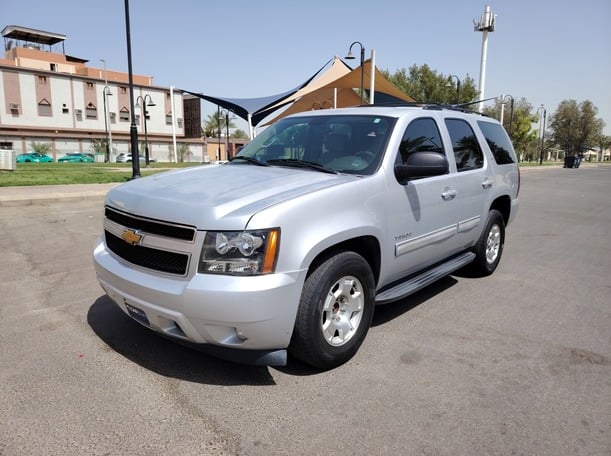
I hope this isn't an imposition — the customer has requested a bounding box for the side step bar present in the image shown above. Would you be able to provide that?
[375,251,475,305]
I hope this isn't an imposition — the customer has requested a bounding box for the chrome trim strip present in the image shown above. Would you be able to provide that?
[395,225,457,257]
[457,216,480,233]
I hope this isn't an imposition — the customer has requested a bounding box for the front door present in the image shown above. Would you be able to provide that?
[383,117,460,285]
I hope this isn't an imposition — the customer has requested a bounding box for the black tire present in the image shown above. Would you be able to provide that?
[289,252,375,369]
[469,209,505,276]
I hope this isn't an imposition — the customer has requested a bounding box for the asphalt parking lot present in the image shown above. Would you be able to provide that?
[1,166,610,455]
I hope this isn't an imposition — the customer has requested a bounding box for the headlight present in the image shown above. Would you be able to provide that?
[198,229,280,275]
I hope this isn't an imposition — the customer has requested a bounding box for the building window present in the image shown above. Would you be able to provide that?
[120,87,127,94]
[86,82,94,90]
[110,112,116,124]
[0,141,13,150]
[62,104,69,114]
[166,114,172,125]
[119,108,129,122]
[177,118,183,128]
[38,98,52,117]
[85,102,97,119]
[9,103,20,115]
[75,109,83,120]
[50,63,57,72]
[38,75,47,84]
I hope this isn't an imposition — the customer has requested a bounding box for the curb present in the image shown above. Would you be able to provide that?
[0,183,119,207]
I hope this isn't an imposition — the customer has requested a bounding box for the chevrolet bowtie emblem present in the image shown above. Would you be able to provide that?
[121,229,143,245]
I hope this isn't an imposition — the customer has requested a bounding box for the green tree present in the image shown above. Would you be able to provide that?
[202,112,237,138]
[232,128,249,139]
[594,134,611,162]
[548,99,605,156]
[30,141,51,154]
[381,64,478,105]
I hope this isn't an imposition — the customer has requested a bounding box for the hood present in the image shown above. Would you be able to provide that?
[106,164,353,229]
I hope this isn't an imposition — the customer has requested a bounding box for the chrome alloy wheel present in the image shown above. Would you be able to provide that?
[486,224,502,264]
[321,275,364,347]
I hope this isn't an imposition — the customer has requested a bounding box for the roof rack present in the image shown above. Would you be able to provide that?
[360,101,487,116]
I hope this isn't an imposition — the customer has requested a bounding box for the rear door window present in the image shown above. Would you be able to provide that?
[445,118,485,172]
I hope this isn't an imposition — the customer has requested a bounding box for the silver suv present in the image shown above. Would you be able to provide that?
[93,105,519,369]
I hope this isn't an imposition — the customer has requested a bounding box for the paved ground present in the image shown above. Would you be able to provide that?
[1,165,609,455]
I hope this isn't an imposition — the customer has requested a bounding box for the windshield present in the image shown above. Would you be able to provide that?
[234,114,395,175]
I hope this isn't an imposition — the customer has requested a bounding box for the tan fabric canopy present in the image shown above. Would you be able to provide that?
[263,58,415,125]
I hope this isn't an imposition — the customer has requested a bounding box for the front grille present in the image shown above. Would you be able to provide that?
[105,206,196,242]
[105,231,189,275]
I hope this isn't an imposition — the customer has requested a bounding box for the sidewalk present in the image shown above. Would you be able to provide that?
[0,182,119,207]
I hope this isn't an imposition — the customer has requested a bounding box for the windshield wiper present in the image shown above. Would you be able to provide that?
[229,156,270,166]
[267,158,337,174]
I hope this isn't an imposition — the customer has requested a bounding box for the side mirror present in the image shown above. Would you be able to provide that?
[394,152,449,184]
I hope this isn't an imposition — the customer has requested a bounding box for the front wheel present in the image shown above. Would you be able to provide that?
[469,209,505,276]
[289,252,375,369]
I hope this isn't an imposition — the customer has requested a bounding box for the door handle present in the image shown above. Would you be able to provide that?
[441,189,457,200]
[481,179,494,189]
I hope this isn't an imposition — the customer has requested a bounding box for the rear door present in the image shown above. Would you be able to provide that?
[442,117,490,248]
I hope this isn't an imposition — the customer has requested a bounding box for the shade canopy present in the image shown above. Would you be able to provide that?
[182,56,415,137]
[263,58,415,125]
[181,58,339,137]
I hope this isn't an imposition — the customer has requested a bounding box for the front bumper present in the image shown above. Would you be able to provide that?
[93,237,306,365]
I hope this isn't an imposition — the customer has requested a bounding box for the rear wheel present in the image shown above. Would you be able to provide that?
[289,252,375,369]
[470,209,505,276]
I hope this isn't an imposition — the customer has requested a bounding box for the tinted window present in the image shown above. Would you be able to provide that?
[477,120,516,165]
[237,115,394,175]
[396,118,445,166]
[445,118,484,172]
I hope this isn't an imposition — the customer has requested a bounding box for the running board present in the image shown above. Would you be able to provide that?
[375,251,475,305]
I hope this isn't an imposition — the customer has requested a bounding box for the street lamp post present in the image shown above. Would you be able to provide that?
[100,59,113,162]
[124,0,140,179]
[102,86,111,162]
[345,41,365,105]
[136,94,155,167]
[217,105,222,160]
[446,75,461,104]
[500,94,514,137]
[537,104,547,165]
[220,109,235,159]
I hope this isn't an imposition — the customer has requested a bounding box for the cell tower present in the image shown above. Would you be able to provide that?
[474,5,496,112]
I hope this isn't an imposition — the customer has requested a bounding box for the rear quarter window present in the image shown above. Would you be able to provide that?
[477,121,516,165]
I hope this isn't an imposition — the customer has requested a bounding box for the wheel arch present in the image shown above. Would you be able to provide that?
[490,195,511,225]
[306,235,381,286]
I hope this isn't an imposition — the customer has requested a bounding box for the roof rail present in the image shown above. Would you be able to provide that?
[361,101,488,116]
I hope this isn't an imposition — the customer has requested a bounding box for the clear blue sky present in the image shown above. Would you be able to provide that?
[3,0,610,135]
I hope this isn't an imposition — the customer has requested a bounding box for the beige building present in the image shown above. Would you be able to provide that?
[1,25,242,163]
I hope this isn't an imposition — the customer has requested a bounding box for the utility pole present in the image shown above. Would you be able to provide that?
[474,5,496,112]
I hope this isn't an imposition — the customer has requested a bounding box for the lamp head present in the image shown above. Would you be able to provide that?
[345,50,355,60]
